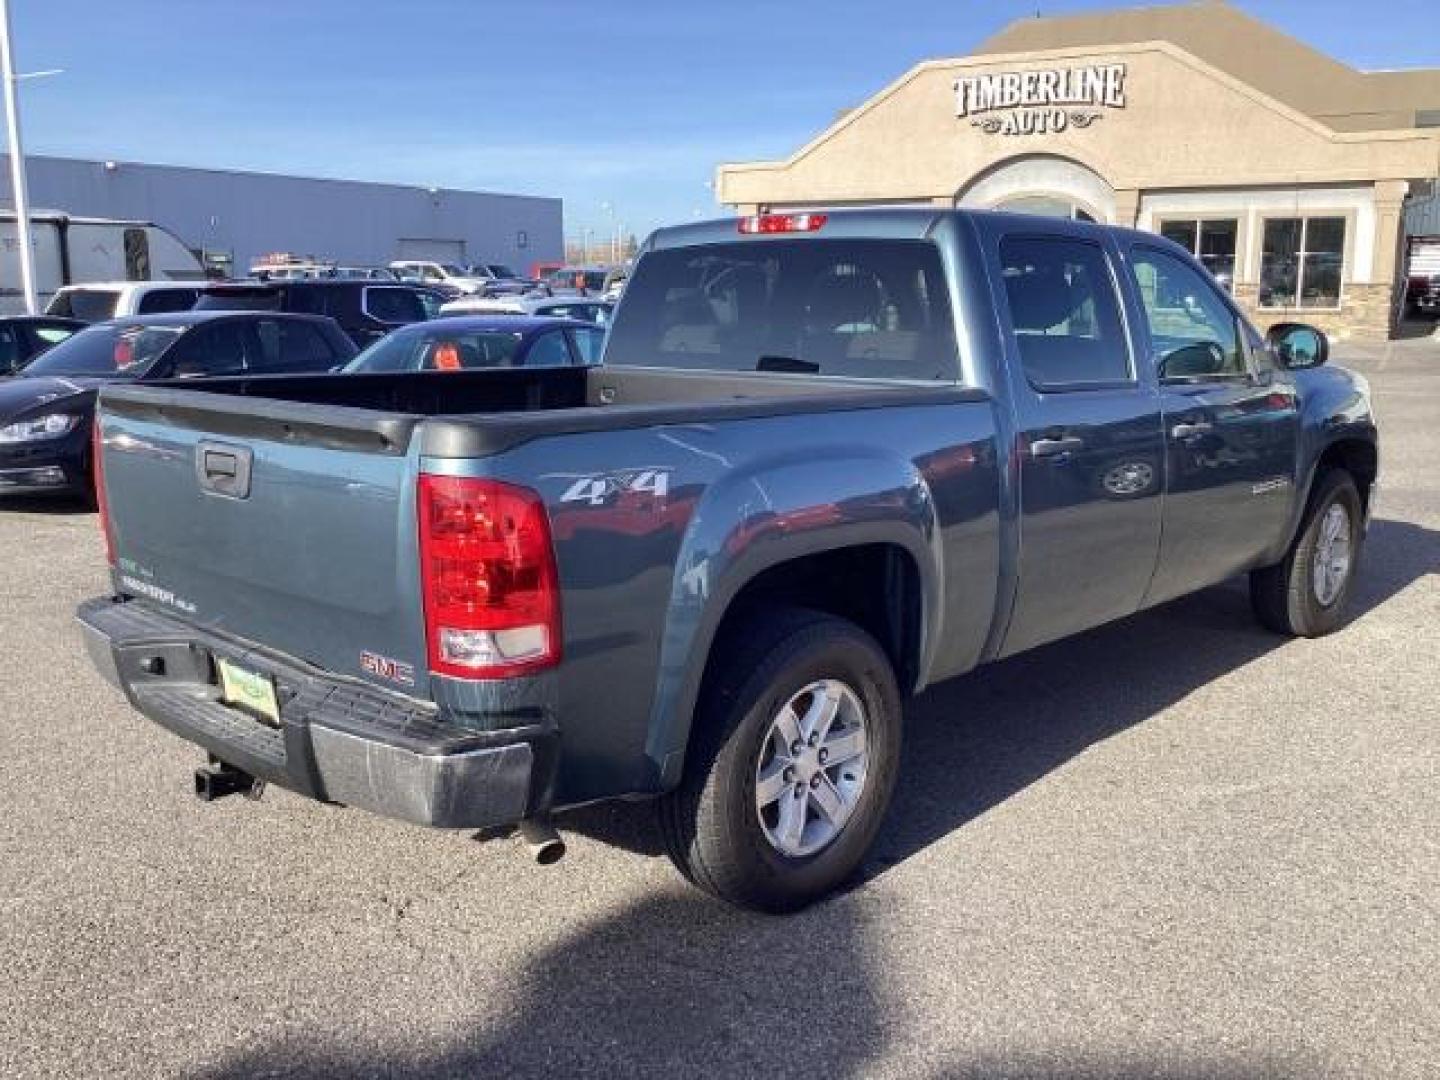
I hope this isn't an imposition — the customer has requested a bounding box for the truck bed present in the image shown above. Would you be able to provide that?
[104,365,980,457]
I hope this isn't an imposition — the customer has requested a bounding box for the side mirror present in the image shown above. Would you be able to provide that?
[1267,322,1328,370]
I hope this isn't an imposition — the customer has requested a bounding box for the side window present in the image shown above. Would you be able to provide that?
[1130,246,1246,380]
[32,325,77,346]
[998,236,1131,388]
[568,327,606,364]
[284,287,329,316]
[136,288,199,314]
[523,330,574,367]
[166,322,253,377]
[269,320,337,372]
[0,327,19,372]
[364,287,426,325]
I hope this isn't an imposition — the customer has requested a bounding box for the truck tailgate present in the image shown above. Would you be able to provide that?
[97,385,428,693]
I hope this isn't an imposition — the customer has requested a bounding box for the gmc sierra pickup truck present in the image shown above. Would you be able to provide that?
[79,210,1378,912]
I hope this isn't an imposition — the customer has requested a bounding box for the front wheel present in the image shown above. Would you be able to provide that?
[1250,470,1364,637]
[657,608,902,913]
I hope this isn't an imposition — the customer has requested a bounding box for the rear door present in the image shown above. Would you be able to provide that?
[986,225,1165,657]
[1122,242,1299,604]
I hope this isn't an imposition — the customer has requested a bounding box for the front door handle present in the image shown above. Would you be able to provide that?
[1170,421,1214,439]
[1030,435,1085,460]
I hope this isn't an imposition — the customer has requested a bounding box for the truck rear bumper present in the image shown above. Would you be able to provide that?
[77,596,541,830]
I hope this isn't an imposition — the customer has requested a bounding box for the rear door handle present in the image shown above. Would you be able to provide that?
[1170,421,1213,439]
[1030,435,1085,460]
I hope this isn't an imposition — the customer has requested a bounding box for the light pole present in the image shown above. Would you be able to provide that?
[0,0,57,315]
[601,201,618,265]
[0,3,58,316]
[0,0,37,313]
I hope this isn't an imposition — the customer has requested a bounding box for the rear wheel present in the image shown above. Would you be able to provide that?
[658,608,902,913]
[1250,470,1363,637]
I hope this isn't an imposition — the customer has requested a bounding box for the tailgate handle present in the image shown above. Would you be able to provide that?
[196,442,253,499]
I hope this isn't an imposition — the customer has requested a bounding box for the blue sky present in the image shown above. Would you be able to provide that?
[9,1,1437,240]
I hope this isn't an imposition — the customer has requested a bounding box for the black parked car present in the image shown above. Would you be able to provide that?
[0,311,355,500]
[196,280,433,347]
[0,316,87,375]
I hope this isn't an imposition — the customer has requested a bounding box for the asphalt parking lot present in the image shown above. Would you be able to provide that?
[1,338,1437,1079]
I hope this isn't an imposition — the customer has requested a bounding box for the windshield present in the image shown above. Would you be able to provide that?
[486,264,518,279]
[46,288,120,322]
[344,325,523,372]
[440,264,467,277]
[21,323,185,378]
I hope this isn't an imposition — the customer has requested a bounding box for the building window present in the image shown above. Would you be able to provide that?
[1158,219,1238,291]
[1260,217,1345,310]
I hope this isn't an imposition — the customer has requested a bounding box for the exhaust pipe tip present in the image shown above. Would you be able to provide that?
[517,817,566,865]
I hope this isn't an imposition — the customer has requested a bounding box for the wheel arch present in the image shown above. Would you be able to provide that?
[648,531,937,792]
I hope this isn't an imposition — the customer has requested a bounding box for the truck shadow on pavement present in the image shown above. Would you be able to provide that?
[188,522,1434,1080]
[197,888,1317,1079]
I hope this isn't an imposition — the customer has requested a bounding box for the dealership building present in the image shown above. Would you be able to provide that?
[717,1,1440,338]
[2,153,563,278]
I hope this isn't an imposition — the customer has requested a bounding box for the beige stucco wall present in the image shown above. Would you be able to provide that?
[716,42,1440,209]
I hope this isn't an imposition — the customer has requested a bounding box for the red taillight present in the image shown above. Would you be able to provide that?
[92,419,115,566]
[738,212,828,235]
[417,474,560,679]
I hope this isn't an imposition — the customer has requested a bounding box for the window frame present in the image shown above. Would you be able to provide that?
[361,285,427,326]
[1152,214,1241,292]
[997,232,1139,395]
[1129,243,1257,385]
[1256,212,1351,312]
[156,321,257,379]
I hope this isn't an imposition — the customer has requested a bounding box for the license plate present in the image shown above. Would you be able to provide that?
[217,658,281,727]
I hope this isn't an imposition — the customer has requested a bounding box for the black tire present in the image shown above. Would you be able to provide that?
[657,607,902,913]
[1250,470,1364,637]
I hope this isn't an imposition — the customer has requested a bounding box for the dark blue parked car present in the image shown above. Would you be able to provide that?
[342,315,606,373]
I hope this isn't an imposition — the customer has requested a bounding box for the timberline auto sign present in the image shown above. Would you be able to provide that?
[955,63,1127,135]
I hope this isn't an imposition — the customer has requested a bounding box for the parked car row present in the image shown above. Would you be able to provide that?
[6,289,611,501]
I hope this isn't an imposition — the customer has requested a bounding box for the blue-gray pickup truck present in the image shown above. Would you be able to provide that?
[79,210,1378,911]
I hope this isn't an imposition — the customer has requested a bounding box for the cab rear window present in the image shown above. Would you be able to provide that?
[604,239,960,381]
